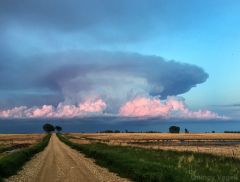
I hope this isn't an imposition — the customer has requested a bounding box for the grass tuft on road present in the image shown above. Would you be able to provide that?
[57,133,240,182]
[0,134,51,179]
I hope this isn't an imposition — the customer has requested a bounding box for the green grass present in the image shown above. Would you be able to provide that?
[0,146,8,154]
[0,134,51,179]
[0,145,28,154]
[0,154,5,160]
[57,133,240,182]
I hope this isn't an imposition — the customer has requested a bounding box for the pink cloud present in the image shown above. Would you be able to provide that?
[27,105,55,118]
[119,96,227,119]
[119,97,171,117]
[0,106,28,118]
[0,99,106,118]
[55,99,106,118]
[0,96,227,120]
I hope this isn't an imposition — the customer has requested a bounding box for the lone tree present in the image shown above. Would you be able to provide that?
[55,126,62,133]
[169,126,180,133]
[185,128,189,133]
[43,123,55,133]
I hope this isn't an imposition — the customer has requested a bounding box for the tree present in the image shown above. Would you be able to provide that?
[169,126,180,133]
[43,123,55,133]
[55,126,62,133]
[185,128,189,133]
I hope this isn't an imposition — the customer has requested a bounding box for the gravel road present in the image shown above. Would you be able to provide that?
[6,134,130,182]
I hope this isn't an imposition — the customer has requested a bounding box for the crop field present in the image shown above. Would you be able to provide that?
[65,133,240,158]
[0,134,45,157]
[0,134,50,181]
[60,133,240,182]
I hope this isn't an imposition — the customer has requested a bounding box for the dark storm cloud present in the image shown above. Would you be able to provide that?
[0,50,208,108]
[36,51,208,109]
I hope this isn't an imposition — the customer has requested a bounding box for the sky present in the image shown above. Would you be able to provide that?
[0,0,240,120]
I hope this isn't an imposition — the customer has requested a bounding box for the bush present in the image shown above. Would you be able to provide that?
[55,126,62,133]
[184,128,189,133]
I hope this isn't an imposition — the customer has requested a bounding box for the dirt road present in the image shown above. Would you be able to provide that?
[6,134,130,182]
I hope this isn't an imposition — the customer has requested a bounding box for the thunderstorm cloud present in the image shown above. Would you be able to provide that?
[0,0,226,119]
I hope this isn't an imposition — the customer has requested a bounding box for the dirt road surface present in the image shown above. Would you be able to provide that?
[6,134,130,182]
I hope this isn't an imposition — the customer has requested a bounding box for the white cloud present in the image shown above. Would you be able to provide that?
[119,96,227,120]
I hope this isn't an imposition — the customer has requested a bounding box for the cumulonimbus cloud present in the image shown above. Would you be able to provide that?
[119,96,227,120]
[0,51,209,110]
[0,99,106,118]
[0,96,226,119]
[37,51,209,113]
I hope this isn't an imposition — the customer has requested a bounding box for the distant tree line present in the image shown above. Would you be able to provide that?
[97,127,190,134]
[97,130,162,133]
[41,124,192,134]
[224,131,240,133]
[98,130,121,133]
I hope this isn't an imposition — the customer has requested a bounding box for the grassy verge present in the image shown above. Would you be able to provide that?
[0,144,31,154]
[0,134,51,179]
[57,133,240,182]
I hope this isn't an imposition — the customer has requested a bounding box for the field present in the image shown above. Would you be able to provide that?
[59,133,240,182]
[0,134,44,158]
[65,133,240,159]
[0,133,239,182]
[0,134,50,181]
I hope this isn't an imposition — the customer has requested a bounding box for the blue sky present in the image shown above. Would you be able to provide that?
[0,0,239,119]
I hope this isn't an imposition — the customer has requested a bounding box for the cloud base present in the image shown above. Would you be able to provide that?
[0,96,227,120]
